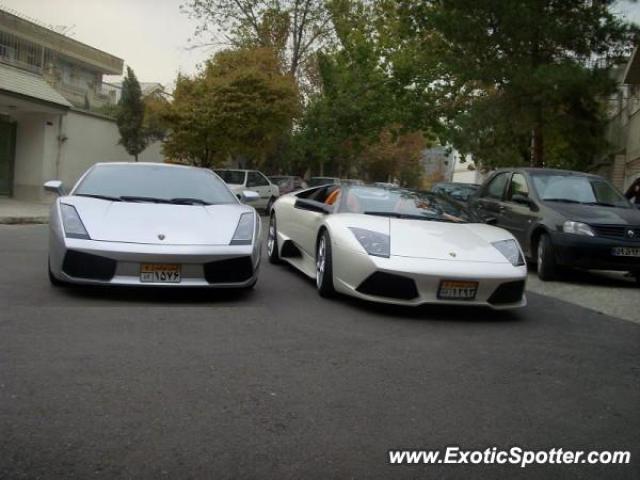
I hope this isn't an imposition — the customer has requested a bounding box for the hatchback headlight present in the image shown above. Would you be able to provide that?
[492,239,524,266]
[349,227,390,258]
[230,212,255,245]
[562,221,594,237]
[60,204,90,239]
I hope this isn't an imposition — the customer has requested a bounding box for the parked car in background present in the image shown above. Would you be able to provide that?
[470,168,640,283]
[269,176,308,195]
[268,184,527,309]
[45,163,261,288]
[432,182,481,203]
[340,179,365,186]
[373,182,400,188]
[308,176,341,187]
[214,169,280,211]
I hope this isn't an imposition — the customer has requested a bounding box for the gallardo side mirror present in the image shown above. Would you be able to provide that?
[43,180,65,196]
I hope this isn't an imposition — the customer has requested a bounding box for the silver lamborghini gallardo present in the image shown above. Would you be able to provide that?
[45,162,261,288]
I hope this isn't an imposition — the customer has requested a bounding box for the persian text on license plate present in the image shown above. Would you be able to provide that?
[140,263,181,283]
[611,247,640,257]
[438,280,478,300]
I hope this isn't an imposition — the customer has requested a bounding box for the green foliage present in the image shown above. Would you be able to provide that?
[162,47,300,168]
[380,0,639,170]
[290,0,419,177]
[116,67,147,161]
[143,93,170,142]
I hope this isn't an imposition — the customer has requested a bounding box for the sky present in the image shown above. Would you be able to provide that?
[0,0,214,86]
[0,0,639,89]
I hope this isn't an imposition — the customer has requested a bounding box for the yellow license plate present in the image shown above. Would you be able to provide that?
[140,263,181,283]
[438,280,478,300]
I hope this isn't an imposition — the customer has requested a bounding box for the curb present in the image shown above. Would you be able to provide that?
[0,216,49,225]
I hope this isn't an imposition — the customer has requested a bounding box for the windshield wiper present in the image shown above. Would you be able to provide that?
[75,193,122,202]
[582,201,619,207]
[169,197,212,205]
[363,211,462,222]
[119,196,172,204]
[543,198,582,204]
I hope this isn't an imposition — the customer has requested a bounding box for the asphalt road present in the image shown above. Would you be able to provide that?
[1,225,639,479]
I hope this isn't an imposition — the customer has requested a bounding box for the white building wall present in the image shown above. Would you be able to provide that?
[12,112,52,200]
[58,110,165,190]
[10,108,165,200]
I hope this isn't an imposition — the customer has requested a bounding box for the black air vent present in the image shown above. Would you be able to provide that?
[487,280,525,305]
[62,250,116,281]
[356,272,419,300]
[204,256,254,284]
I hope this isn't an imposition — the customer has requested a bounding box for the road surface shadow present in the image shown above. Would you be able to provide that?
[552,268,638,288]
[56,284,255,304]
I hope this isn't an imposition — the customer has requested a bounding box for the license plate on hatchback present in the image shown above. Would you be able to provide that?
[140,263,181,283]
[611,247,640,257]
[438,280,478,300]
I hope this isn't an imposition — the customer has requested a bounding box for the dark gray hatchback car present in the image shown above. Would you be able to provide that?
[469,168,640,283]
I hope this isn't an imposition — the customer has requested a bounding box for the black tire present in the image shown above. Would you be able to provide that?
[48,261,66,287]
[267,213,282,264]
[265,197,275,214]
[536,233,557,281]
[315,230,335,297]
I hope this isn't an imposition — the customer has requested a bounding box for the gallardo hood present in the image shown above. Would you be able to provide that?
[64,197,252,245]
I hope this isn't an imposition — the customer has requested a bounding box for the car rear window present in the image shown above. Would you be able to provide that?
[215,170,246,185]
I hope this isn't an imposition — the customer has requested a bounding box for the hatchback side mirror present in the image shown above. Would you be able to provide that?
[512,193,536,210]
[43,180,65,196]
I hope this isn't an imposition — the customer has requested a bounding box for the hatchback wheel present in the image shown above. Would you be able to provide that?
[536,233,557,281]
[316,230,335,297]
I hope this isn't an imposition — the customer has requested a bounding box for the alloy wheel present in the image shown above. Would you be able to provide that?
[267,217,276,256]
[316,237,326,288]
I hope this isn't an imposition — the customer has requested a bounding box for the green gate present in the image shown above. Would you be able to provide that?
[0,120,16,196]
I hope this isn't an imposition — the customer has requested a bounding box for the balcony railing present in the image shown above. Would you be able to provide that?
[0,55,42,74]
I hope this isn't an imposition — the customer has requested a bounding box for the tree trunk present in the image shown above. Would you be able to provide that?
[531,125,544,168]
[134,153,139,162]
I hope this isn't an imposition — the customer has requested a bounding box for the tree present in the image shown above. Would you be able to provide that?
[379,0,638,169]
[116,67,147,161]
[182,0,333,82]
[143,92,170,142]
[359,127,427,187]
[162,47,300,168]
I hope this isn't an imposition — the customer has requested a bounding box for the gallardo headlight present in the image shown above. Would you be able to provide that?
[231,212,255,245]
[492,239,524,266]
[60,204,90,239]
[563,220,595,237]
[349,227,390,258]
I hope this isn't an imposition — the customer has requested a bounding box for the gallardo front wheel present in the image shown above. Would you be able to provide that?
[316,230,335,297]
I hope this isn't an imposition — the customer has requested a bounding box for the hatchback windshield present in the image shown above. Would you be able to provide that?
[531,174,629,208]
[74,165,238,205]
[215,170,246,185]
[337,186,476,223]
